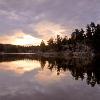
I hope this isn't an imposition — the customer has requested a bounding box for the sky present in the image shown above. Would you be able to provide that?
[0,0,100,45]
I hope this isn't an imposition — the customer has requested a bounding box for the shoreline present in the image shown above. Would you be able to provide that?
[0,51,95,59]
[37,51,95,59]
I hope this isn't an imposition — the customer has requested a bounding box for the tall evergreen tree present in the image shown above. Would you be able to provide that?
[47,37,55,50]
[93,24,100,52]
[55,35,62,51]
[86,24,92,39]
[90,22,95,35]
[40,40,46,52]
[62,36,68,45]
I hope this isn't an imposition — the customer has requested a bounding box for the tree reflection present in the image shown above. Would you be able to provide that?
[40,56,100,87]
[0,54,100,87]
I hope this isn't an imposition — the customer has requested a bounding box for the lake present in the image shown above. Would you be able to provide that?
[0,54,100,100]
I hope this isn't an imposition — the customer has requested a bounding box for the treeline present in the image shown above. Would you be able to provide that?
[0,22,100,53]
[40,22,100,53]
[0,44,40,53]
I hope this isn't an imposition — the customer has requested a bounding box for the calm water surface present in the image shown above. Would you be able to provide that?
[0,54,100,100]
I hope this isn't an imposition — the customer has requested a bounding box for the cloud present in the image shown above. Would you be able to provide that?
[0,30,42,45]
[0,0,100,42]
[0,9,20,20]
[34,20,71,40]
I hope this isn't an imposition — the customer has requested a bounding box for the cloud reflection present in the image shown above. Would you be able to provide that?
[0,60,41,74]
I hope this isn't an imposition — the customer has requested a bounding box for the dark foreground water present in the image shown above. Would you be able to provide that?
[0,54,100,100]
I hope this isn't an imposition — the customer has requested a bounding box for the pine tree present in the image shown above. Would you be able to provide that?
[40,40,46,52]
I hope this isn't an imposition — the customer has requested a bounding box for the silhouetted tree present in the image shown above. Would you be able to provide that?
[55,35,62,51]
[78,28,85,42]
[40,40,46,52]
[86,24,92,39]
[47,37,55,51]
[62,36,68,45]
[93,24,100,52]
[90,22,95,35]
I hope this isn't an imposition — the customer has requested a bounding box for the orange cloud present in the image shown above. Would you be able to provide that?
[34,21,71,40]
[0,31,42,46]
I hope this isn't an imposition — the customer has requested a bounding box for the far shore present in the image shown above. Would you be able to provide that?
[0,51,95,59]
[0,52,36,55]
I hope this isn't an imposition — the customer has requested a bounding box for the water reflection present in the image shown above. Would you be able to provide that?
[0,60,41,74]
[0,54,100,87]
[40,56,100,87]
[0,54,100,100]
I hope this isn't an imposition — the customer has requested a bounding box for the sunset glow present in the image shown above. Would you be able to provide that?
[13,34,42,46]
[0,0,100,100]
[0,31,43,46]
